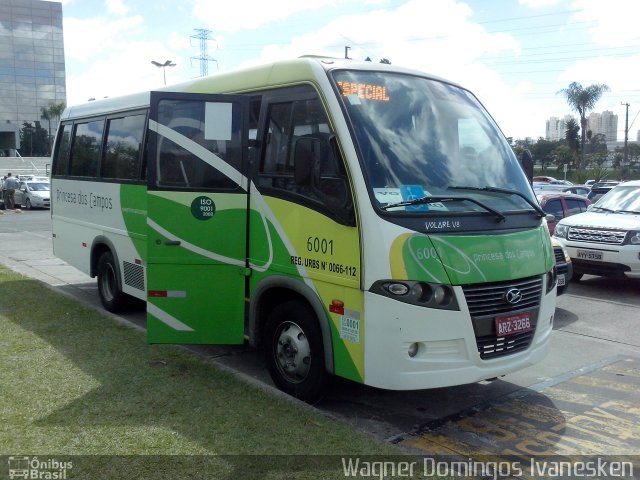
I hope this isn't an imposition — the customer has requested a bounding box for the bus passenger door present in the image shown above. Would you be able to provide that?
[147,92,249,344]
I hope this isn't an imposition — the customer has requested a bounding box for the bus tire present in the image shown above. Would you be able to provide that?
[97,251,128,313]
[264,300,328,402]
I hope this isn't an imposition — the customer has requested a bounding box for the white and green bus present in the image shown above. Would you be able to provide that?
[51,56,556,400]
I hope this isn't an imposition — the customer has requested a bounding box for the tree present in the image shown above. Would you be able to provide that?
[40,106,52,155]
[20,121,49,156]
[552,144,574,168]
[557,82,610,169]
[585,132,608,166]
[39,101,66,156]
[529,138,557,170]
[564,118,580,167]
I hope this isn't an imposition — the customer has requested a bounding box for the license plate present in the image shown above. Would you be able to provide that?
[557,274,566,286]
[576,249,603,261]
[495,312,533,337]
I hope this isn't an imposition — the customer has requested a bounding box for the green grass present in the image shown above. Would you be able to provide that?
[0,266,412,479]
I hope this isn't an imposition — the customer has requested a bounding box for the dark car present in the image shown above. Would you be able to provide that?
[590,180,619,189]
[587,185,615,203]
[537,192,591,235]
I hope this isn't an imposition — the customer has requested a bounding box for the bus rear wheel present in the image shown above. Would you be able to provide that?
[264,300,328,402]
[97,251,129,313]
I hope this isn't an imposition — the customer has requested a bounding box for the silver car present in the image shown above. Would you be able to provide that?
[14,181,50,209]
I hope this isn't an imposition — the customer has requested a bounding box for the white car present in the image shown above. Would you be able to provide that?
[553,180,640,280]
[14,180,50,209]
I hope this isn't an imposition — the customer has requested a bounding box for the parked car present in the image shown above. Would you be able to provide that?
[537,192,591,235]
[591,180,619,189]
[587,185,616,203]
[551,237,572,295]
[553,180,640,280]
[14,180,50,209]
[561,185,591,196]
[17,174,49,182]
[533,175,557,183]
[548,179,573,186]
[534,183,566,194]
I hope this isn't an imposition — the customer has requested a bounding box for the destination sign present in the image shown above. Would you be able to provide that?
[336,81,390,102]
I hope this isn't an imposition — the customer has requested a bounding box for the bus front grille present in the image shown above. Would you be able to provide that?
[462,276,542,360]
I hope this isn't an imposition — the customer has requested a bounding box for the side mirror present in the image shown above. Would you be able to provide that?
[545,214,556,223]
[520,149,534,184]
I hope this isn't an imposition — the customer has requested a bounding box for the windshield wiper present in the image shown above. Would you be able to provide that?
[591,206,616,213]
[614,209,640,214]
[380,195,506,222]
[448,185,546,218]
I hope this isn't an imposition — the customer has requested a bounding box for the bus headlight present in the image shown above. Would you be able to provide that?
[371,280,459,311]
[387,282,410,295]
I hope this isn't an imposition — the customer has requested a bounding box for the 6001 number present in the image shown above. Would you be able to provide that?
[307,237,334,255]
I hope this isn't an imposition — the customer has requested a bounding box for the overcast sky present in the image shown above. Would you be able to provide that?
[57,0,640,141]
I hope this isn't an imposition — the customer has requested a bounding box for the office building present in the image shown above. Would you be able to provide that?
[545,115,575,141]
[587,110,618,142]
[0,0,66,156]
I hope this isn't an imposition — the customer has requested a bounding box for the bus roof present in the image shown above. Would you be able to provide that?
[61,56,456,120]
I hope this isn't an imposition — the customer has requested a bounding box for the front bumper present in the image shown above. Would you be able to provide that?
[558,239,640,279]
[362,282,555,390]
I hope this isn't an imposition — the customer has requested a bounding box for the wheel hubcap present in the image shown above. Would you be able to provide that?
[274,321,311,383]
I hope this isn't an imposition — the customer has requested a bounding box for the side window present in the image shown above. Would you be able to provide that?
[566,198,587,215]
[102,114,146,180]
[155,100,242,190]
[69,119,104,177]
[543,199,564,219]
[259,97,349,211]
[52,123,72,176]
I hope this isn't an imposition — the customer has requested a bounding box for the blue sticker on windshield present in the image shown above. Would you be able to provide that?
[400,185,429,211]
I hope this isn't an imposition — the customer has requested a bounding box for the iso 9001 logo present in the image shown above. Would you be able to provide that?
[7,456,73,479]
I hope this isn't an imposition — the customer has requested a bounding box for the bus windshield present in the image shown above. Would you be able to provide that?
[332,70,534,214]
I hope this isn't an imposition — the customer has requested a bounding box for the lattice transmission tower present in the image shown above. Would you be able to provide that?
[191,28,218,77]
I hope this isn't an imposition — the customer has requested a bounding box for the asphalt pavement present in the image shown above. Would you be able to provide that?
[3,209,640,456]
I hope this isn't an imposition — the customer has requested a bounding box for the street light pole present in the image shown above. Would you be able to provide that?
[151,60,176,85]
[621,102,629,166]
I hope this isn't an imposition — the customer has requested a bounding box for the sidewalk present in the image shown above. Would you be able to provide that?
[0,213,99,306]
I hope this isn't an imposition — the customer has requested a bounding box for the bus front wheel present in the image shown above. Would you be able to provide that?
[97,251,128,313]
[264,300,328,402]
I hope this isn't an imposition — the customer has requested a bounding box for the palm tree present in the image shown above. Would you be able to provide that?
[48,101,66,125]
[557,82,610,169]
[39,101,66,155]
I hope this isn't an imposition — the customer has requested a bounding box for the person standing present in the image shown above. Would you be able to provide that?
[4,173,18,209]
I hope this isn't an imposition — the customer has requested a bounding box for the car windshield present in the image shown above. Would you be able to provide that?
[331,70,534,215]
[593,186,640,213]
[27,182,50,191]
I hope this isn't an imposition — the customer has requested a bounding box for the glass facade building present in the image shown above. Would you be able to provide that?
[0,0,66,155]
